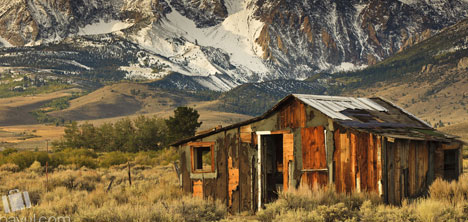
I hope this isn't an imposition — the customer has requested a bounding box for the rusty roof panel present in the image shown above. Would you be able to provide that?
[293,94,388,121]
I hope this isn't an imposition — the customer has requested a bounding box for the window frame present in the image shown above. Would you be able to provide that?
[189,142,215,173]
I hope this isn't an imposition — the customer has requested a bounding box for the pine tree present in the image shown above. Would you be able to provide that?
[166,107,202,143]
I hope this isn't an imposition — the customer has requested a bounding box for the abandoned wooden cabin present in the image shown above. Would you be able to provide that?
[172,94,463,212]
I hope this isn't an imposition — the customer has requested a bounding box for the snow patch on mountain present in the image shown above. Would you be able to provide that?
[399,0,418,4]
[0,37,12,47]
[193,75,240,91]
[78,19,133,35]
[333,62,367,72]
[162,0,267,75]
[64,60,92,70]
[120,65,163,80]
[131,0,267,81]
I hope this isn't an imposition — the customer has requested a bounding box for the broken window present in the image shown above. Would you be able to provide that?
[190,142,215,173]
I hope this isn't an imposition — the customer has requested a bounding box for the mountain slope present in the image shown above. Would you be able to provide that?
[335,18,468,127]
[0,0,467,91]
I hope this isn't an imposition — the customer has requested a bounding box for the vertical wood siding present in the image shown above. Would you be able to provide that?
[301,126,328,189]
[333,129,382,193]
[385,140,430,204]
[283,133,294,191]
[279,99,306,129]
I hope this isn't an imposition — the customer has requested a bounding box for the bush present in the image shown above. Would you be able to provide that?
[429,174,468,203]
[99,152,129,168]
[0,163,20,172]
[7,151,39,170]
[52,148,98,169]
[172,196,227,222]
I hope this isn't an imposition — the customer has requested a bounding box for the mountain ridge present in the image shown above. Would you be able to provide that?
[0,0,467,91]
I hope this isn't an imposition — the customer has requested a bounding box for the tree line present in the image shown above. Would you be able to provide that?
[53,107,202,152]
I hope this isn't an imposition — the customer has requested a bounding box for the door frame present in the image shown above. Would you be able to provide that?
[256,131,271,210]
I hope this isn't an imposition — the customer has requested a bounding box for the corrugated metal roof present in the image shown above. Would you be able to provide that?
[171,94,458,146]
[293,94,388,120]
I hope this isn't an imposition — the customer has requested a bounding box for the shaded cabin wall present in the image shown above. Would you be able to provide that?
[434,142,464,181]
[383,139,434,204]
[333,128,382,194]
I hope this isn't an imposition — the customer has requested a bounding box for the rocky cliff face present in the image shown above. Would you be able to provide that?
[252,0,468,78]
[0,0,467,91]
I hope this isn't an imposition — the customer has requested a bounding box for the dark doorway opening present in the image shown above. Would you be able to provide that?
[261,134,284,203]
[443,149,459,181]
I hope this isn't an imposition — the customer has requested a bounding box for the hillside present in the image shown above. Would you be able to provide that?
[0,82,252,150]
[334,19,468,127]
[440,121,468,144]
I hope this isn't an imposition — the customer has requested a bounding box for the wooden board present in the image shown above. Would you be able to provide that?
[193,180,203,198]
[279,99,306,129]
[385,139,431,204]
[333,129,382,194]
[240,125,252,143]
[301,127,328,189]
[228,157,239,206]
[283,133,294,191]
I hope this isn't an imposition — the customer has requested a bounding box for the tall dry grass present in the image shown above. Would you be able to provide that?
[1,150,467,221]
[258,175,468,222]
[0,164,226,222]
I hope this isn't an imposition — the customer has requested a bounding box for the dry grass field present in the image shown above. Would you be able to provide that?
[0,125,65,150]
[0,155,467,222]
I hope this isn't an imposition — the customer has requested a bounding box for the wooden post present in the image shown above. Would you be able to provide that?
[382,138,388,203]
[46,140,49,192]
[107,176,115,192]
[128,162,132,186]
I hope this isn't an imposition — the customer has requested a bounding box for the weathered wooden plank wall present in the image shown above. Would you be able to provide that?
[385,139,430,204]
[301,126,328,189]
[333,128,382,193]
[279,99,306,129]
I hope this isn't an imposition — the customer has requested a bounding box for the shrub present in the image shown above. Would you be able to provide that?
[429,174,468,203]
[172,196,227,222]
[29,160,43,173]
[99,152,129,168]
[7,151,37,170]
[0,163,20,172]
[1,148,18,156]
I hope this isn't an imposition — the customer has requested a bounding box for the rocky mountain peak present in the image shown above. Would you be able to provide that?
[0,0,467,91]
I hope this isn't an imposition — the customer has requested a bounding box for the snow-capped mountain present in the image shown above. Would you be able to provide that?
[0,0,467,91]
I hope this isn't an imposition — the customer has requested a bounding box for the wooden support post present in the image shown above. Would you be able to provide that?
[427,142,435,186]
[325,127,335,185]
[238,127,241,214]
[45,139,49,192]
[381,137,388,203]
[128,162,132,186]
[107,176,115,192]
